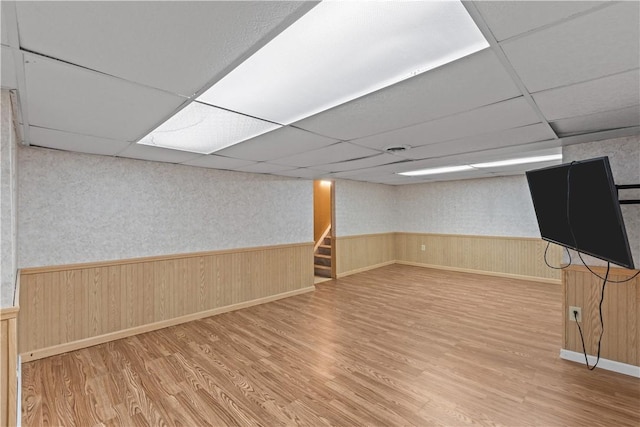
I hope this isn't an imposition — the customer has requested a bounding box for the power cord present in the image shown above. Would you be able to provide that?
[544,241,571,270]
[563,163,629,371]
[574,262,610,370]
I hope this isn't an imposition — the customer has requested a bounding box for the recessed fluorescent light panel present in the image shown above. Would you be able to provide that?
[398,154,563,177]
[470,154,563,168]
[197,1,488,125]
[138,102,280,154]
[399,165,474,177]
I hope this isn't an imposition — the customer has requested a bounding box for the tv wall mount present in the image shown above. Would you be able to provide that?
[617,184,640,205]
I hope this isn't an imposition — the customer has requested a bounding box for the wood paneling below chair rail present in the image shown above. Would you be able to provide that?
[563,264,639,366]
[1,306,19,427]
[396,232,562,283]
[335,233,395,277]
[336,232,562,283]
[18,243,314,361]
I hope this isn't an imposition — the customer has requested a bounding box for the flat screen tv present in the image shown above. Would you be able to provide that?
[526,156,635,269]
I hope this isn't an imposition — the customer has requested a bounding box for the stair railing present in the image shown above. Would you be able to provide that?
[314,224,332,253]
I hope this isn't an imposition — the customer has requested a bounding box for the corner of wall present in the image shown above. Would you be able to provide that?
[1,89,19,309]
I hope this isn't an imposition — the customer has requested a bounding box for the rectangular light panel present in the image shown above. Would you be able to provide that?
[399,165,474,177]
[471,154,562,168]
[138,102,280,154]
[197,1,488,125]
[399,154,563,177]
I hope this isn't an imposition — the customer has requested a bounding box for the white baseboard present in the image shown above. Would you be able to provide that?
[560,349,640,378]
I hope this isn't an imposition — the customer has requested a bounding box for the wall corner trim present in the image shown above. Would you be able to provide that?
[0,304,19,427]
[560,349,640,378]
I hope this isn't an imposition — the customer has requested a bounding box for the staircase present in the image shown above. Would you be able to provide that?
[314,228,332,278]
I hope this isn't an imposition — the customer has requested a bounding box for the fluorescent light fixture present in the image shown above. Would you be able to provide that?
[398,165,474,177]
[197,1,488,125]
[138,102,280,154]
[398,154,563,177]
[470,154,563,168]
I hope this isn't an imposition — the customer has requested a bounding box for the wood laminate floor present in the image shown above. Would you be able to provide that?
[22,265,640,426]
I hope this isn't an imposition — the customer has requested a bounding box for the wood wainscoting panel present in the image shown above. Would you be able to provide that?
[563,265,639,366]
[18,243,314,361]
[1,307,19,427]
[395,233,562,283]
[335,233,396,277]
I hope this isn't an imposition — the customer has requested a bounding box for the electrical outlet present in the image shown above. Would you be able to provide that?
[569,306,582,322]
[421,244,426,251]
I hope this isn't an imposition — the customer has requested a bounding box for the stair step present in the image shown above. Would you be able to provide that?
[314,254,331,267]
[317,244,331,256]
[314,265,332,278]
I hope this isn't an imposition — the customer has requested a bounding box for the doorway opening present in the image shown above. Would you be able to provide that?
[313,180,335,282]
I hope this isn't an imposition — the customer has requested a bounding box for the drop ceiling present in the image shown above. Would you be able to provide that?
[1,1,639,185]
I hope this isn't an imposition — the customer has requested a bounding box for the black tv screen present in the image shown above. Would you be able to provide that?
[526,156,635,269]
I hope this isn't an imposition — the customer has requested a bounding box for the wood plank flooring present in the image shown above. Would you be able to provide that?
[22,264,640,426]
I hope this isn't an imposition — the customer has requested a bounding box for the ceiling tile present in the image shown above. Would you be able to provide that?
[28,126,130,156]
[330,169,383,179]
[181,155,256,170]
[501,2,640,92]
[271,142,380,167]
[216,126,337,161]
[551,106,640,137]
[533,69,640,121]
[476,1,607,41]
[117,144,202,164]
[365,175,428,185]
[1,2,13,47]
[401,124,556,160]
[1,45,16,89]
[314,153,405,173]
[15,1,315,96]
[275,168,328,179]
[24,53,187,142]
[292,49,521,140]
[352,97,541,150]
[329,159,448,179]
[234,162,295,174]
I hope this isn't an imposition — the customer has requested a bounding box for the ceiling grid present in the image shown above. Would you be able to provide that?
[1,1,637,185]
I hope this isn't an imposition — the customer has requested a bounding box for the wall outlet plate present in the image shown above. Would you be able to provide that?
[569,306,582,322]
[421,244,426,251]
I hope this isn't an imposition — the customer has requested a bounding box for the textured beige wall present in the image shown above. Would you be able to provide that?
[395,175,541,238]
[18,146,313,268]
[1,90,18,308]
[334,179,397,236]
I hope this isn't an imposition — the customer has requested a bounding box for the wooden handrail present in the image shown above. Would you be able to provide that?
[314,224,332,252]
